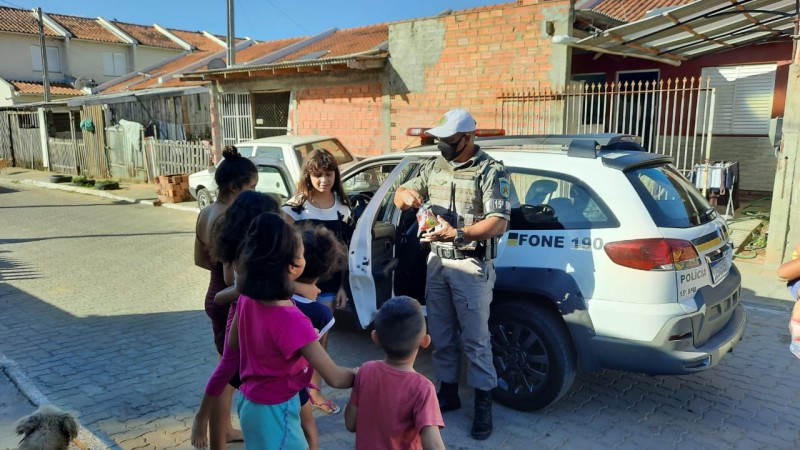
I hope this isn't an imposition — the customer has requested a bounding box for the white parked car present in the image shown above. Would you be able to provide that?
[336,133,745,412]
[188,135,357,209]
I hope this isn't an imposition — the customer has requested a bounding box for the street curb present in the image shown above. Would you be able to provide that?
[0,355,116,450]
[17,179,199,213]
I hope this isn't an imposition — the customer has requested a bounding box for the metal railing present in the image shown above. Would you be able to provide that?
[498,77,716,175]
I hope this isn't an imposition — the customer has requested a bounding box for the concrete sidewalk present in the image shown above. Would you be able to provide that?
[0,168,199,213]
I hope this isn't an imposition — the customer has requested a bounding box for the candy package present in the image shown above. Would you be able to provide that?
[416,204,441,236]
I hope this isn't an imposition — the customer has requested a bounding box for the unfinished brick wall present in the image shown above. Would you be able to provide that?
[388,0,571,150]
[295,83,384,157]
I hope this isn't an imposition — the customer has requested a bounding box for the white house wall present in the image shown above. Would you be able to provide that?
[135,46,182,72]
[0,33,65,82]
[66,40,134,84]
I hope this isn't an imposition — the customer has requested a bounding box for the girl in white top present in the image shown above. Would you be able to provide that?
[282,148,353,414]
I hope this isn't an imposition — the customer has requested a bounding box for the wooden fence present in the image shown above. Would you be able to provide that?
[47,138,79,174]
[8,112,43,170]
[145,138,212,179]
[0,112,12,161]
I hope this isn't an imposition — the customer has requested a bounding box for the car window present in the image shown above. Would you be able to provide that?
[294,139,354,166]
[254,146,283,159]
[628,164,715,228]
[343,163,396,195]
[508,169,617,230]
[255,165,292,202]
[236,145,255,156]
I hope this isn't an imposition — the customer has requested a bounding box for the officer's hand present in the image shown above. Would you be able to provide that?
[420,216,455,243]
[402,189,424,208]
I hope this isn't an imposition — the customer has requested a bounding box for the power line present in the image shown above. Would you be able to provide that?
[263,1,311,35]
[0,0,27,9]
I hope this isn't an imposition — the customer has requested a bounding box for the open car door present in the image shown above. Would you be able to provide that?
[347,158,422,328]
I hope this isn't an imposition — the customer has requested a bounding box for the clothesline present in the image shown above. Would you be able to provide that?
[691,161,739,194]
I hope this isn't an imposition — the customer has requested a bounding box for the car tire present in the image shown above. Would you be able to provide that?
[196,188,212,210]
[49,174,72,183]
[490,301,577,411]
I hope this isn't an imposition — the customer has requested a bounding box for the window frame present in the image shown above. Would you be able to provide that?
[30,45,61,73]
[699,63,777,136]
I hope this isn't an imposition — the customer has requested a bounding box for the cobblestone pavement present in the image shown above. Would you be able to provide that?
[2,180,800,449]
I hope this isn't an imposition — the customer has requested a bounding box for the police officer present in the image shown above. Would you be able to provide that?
[393,109,511,440]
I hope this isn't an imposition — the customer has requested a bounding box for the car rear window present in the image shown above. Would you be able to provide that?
[294,139,354,166]
[627,164,716,228]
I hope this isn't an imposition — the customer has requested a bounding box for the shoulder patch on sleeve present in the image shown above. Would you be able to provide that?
[499,177,510,199]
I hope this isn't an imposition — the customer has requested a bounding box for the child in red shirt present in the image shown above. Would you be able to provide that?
[344,296,445,450]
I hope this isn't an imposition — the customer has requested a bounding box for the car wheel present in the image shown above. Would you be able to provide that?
[490,301,577,411]
[49,174,72,183]
[196,188,213,210]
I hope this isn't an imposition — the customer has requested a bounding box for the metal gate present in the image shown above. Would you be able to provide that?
[252,92,290,138]
[8,112,43,170]
[498,77,716,175]
[219,92,253,147]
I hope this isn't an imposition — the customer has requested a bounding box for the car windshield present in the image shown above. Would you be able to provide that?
[294,139,354,166]
[627,164,716,228]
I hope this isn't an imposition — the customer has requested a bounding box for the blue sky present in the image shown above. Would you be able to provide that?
[5,0,499,41]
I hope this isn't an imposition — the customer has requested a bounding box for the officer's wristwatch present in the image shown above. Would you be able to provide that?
[454,228,465,246]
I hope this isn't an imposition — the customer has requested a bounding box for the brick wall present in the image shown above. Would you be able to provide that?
[295,83,384,157]
[387,0,572,151]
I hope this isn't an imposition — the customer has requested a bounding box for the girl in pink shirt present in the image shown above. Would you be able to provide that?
[228,212,355,450]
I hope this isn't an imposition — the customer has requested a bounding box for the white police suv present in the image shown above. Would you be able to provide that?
[339,133,745,411]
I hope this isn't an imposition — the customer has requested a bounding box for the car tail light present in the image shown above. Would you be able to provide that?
[474,128,506,137]
[406,127,430,136]
[603,238,701,271]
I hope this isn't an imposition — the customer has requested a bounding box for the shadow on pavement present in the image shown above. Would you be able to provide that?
[0,231,194,246]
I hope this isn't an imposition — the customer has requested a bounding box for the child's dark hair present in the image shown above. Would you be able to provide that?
[373,296,426,359]
[297,148,349,208]
[236,212,300,301]
[214,191,281,263]
[297,224,347,284]
[215,146,257,196]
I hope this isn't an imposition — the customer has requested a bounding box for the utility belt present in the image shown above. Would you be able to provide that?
[431,238,498,261]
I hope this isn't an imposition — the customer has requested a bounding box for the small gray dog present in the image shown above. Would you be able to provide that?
[15,404,79,450]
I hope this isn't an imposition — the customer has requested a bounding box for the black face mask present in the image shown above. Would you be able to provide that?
[438,135,464,161]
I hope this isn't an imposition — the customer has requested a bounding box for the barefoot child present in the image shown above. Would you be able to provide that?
[192,191,280,449]
[230,212,355,449]
[344,296,445,450]
[193,146,257,446]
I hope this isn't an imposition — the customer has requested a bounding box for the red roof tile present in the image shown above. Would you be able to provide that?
[275,23,388,63]
[0,6,60,36]
[168,29,225,52]
[236,37,307,64]
[47,13,124,43]
[112,21,183,49]
[10,80,84,96]
[103,51,215,93]
[589,0,695,22]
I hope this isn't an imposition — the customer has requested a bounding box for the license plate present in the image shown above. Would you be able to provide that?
[709,249,732,285]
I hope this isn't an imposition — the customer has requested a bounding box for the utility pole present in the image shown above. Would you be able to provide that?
[226,0,236,66]
[36,7,51,102]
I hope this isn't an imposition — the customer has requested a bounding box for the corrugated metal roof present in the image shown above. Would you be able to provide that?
[584,0,696,22]
[571,0,797,65]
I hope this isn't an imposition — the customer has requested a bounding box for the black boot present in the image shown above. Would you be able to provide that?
[471,389,493,440]
[436,381,461,412]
